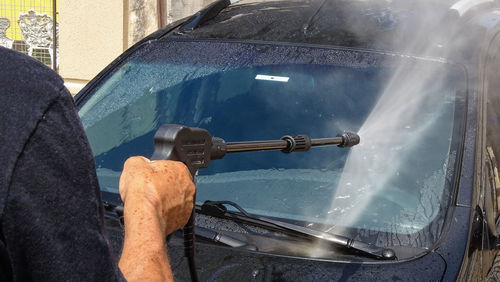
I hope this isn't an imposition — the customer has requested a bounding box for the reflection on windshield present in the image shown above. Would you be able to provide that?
[78,40,465,249]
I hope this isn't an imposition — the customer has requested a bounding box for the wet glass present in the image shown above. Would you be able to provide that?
[78,39,465,249]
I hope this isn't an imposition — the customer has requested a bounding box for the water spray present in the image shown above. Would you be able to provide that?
[151,124,360,282]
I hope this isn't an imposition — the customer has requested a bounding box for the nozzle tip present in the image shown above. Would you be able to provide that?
[337,132,360,147]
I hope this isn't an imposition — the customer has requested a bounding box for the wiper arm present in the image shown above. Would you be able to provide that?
[198,201,396,260]
[195,226,258,251]
[107,203,257,251]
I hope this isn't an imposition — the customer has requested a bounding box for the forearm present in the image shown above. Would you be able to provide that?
[118,157,195,281]
[119,202,173,282]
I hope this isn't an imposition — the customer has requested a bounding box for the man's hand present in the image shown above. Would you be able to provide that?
[119,156,195,236]
[118,156,195,282]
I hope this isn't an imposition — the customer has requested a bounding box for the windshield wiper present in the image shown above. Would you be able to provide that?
[198,200,397,260]
[107,203,257,250]
[195,226,258,251]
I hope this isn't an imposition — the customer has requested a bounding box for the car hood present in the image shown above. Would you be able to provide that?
[169,238,446,281]
[104,214,447,281]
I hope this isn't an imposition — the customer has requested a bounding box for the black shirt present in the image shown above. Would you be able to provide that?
[0,47,125,281]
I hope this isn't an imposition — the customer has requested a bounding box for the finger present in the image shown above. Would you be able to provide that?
[118,176,127,202]
[186,182,196,199]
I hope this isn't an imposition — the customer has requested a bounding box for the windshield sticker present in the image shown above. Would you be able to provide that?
[255,74,289,82]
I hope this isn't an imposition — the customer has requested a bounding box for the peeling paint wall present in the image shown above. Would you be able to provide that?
[128,0,158,45]
[165,0,213,24]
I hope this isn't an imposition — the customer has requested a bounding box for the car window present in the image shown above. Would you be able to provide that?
[78,39,466,249]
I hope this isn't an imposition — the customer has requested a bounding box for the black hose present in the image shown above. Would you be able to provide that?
[184,208,199,282]
[186,252,199,282]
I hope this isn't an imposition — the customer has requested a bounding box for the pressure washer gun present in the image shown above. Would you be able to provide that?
[151,124,360,282]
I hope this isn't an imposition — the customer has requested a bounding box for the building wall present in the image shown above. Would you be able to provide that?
[59,0,161,94]
[59,1,126,94]
[128,0,158,46]
[166,0,213,24]
[2,0,216,95]
[59,0,214,95]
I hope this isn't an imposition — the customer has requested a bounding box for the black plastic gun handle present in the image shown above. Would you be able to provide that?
[151,125,206,282]
[151,124,213,176]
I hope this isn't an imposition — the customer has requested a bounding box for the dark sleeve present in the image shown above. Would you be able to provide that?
[2,89,126,282]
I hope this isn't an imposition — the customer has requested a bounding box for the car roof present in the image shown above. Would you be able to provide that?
[174,0,464,54]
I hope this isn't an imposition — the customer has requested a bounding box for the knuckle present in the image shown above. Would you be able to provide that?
[124,156,147,167]
[172,161,187,170]
[157,160,180,170]
[179,163,192,178]
[168,161,191,178]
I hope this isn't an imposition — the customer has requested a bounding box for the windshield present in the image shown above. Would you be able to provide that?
[78,39,465,251]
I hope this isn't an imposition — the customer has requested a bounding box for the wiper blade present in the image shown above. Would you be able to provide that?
[198,201,396,260]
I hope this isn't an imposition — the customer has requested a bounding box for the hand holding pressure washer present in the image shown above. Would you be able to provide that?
[151,124,360,282]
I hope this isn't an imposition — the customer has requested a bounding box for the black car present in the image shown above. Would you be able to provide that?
[76,0,500,280]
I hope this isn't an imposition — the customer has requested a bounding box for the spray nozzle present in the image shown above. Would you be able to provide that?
[337,132,361,147]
